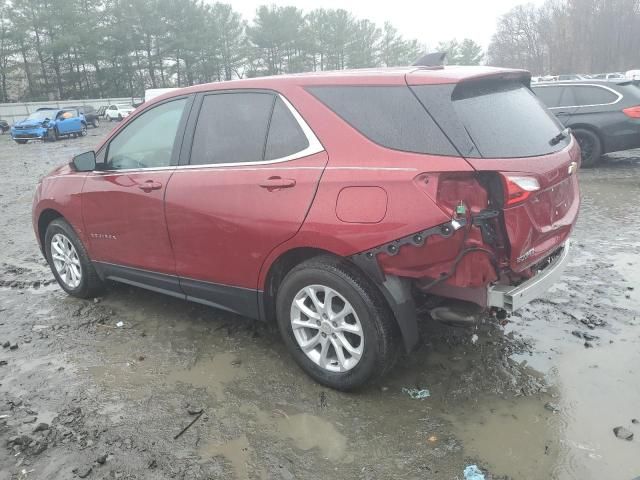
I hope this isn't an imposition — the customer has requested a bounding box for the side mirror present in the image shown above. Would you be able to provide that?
[72,151,96,172]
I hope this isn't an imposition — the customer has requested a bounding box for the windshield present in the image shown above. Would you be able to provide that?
[27,110,56,121]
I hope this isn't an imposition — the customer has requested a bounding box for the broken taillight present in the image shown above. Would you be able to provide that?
[501,175,540,206]
[622,105,640,118]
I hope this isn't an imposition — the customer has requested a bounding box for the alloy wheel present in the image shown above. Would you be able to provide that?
[50,233,82,289]
[290,284,364,372]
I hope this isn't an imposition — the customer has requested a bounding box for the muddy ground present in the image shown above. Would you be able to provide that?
[0,125,639,480]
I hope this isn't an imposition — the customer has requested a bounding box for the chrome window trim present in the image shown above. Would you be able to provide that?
[95,93,324,174]
[534,83,623,110]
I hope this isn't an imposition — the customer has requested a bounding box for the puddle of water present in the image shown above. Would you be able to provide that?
[165,352,247,399]
[200,434,252,480]
[447,397,560,479]
[552,340,640,479]
[275,413,349,462]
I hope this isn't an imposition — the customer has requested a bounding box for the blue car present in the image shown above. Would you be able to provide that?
[11,108,88,144]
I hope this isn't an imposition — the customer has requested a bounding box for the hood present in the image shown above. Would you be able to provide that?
[14,118,50,129]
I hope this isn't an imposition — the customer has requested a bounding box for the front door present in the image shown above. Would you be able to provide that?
[56,110,82,135]
[165,91,327,317]
[82,97,191,280]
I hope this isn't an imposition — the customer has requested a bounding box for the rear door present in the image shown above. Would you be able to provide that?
[409,75,580,272]
[165,90,327,316]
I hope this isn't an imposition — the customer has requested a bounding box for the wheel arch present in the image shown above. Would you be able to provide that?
[569,123,606,152]
[37,208,64,253]
[260,246,419,353]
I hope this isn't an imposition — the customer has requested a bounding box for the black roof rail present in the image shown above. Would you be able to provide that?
[412,51,447,67]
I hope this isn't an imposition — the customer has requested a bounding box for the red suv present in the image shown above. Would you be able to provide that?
[33,66,580,390]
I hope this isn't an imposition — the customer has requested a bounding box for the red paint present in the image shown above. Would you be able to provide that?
[34,66,580,311]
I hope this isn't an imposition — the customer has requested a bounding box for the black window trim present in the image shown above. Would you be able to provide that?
[94,94,195,173]
[535,83,622,109]
[180,88,324,168]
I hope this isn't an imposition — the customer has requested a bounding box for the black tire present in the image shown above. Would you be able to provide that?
[108,115,113,122]
[79,124,87,137]
[573,128,602,167]
[276,255,399,390]
[44,218,103,298]
[14,139,27,144]
[46,128,57,142]
[92,118,100,128]
[117,114,123,121]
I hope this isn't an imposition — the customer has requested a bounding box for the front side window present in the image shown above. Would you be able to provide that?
[190,92,274,165]
[105,98,187,170]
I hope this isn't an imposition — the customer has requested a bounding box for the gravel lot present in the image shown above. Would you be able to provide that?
[1,126,639,480]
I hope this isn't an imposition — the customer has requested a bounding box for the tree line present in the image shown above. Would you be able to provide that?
[488,0,640,75]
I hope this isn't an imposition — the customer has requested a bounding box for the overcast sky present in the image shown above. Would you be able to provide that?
[226,0,544,48]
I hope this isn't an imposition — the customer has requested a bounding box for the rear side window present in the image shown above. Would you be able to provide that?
[448,81,568,158]
[307,85,456,156]
[265,98,309,160]
[571,85,618,106]
[533,86,564,108]
[190,93,274,165]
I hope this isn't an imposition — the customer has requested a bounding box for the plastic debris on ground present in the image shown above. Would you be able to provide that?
[463,465,485,480]
[401,387,430,399]
[115,321,124,328]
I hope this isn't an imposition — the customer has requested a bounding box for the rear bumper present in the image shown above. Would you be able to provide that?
[487,241,570,311]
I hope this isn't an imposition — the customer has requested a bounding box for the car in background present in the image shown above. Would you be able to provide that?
[626,70,640,81]
[533,79,640,166]
[105,103,135,121]
[70,105,100,128]
[591,72,625,81]
[96,106,107,118]
[0,119,9,134]
[11,108,88,144]
[33,66,579,389]
[557,74,588,81]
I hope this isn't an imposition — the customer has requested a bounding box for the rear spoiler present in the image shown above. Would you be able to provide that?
[451,71,533,99]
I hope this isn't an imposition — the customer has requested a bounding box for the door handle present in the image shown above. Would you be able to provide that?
[259,176,296,191]
[138,180,163,192]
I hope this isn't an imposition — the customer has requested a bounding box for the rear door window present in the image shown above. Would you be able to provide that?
[442,80,568,158]
[307,85,456,156]
[533,86,565,108]
[190,92,274,165]
[571,85,618,106]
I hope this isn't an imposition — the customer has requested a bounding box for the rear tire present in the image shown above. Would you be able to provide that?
[45,218,103,299]
[92,118,100,128]
[276,255,399,390]
[573,128,602,167]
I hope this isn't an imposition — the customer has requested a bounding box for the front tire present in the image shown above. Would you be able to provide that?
[573,128,602,167]
[276,255,399,390]
[45,218,103,298]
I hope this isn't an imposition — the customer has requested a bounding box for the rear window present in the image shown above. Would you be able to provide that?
[448,80,568,158]
[306,85,456,156]
[265,98,309,160]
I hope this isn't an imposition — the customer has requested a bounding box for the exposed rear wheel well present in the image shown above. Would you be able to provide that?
[38,209,63,251]
[262,247,335,323]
